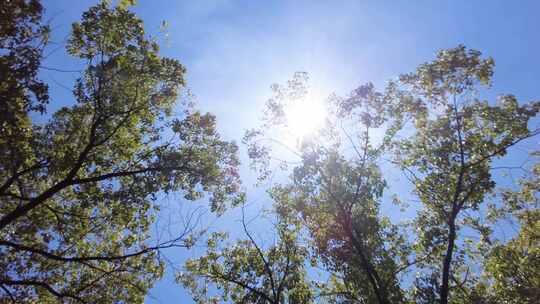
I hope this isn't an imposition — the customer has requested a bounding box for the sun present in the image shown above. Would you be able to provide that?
[283,96,327,142]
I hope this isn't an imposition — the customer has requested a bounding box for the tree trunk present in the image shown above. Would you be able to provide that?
[440,222,456,304]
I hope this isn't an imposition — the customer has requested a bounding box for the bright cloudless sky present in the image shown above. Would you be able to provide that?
[39,1,540,303]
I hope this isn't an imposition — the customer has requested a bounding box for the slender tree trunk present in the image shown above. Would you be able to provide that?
[440,221,456,304]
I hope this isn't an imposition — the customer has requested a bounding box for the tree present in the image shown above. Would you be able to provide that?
[483,210,540,303]
[470,152,540,304]
[391,45,540,304]
[244,74,408,303]
[178,197,313,304]
[0,2,242,302]
[0,0,50,223]
[0,0,49,125]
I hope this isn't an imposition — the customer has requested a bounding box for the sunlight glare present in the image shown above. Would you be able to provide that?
[284,97,327,140]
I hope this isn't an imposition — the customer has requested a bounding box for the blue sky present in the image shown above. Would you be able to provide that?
[39,1,540,303]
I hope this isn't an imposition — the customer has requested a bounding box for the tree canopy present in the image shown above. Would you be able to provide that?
[1,1,539,304]
[239,46,540,304]
[1,1,242,302]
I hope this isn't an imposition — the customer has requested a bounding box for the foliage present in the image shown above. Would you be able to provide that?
[471,155,540,304]
[0,0,50,218]
[240,46,540,304]
[391,45,540,304]
[484,209,539,303]
[2,1,539,302]
[244,74,409,303]
[0,2,242,303]
[178,200,313,304]
[0,0,49,121]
